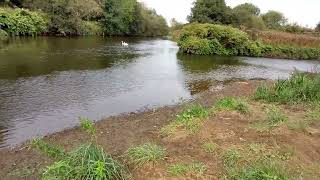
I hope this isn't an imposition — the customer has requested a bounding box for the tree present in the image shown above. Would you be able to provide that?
[232,3,261,27]
[316,22,320,32]
[262,10,287,29]
[187,0,232,24]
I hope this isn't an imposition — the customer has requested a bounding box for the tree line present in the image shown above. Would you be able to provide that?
[0,0,169,36]
[187,0,320,34]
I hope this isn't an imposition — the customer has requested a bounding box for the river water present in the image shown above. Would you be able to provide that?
[0,37,319,148]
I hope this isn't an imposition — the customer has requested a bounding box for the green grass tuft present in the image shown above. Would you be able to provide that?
[80,117,96,137]
[227,159,290,180]
[31,139,65,159]
[223,148,241,168]
[43,143,131,180]
[214,97,250,114]
[126,143,166,166]
[255,72,320,104]
[161,104,209,135]
[202,142,217,153]
[167,162,207,176]
[266,106,288,127]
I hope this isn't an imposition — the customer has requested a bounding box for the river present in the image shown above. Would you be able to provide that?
[0,37,319,148]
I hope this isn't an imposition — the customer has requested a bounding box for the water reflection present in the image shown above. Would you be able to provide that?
[0,37,319,148]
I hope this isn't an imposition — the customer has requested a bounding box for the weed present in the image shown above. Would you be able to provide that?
[161,104,208,135]
[286,120,309,131]
[227,158,290,180]
[223,148,241,168]
[248,143,266,154]
[266,106,288,127]
[214,97,250,114]
[202,142,217,153]
[167,162,207,176]
[80,117,96,137]
[306,105,320,125]
[43,143,131,180]
[126,143,166,166]
[31,139,65,159]
[255,72,320,104]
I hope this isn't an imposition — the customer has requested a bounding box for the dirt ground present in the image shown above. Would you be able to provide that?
[0,80,319,180]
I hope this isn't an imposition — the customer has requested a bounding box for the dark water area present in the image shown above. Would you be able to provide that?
[0,36,319,148]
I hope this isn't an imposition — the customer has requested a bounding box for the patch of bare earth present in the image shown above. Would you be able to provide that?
[0,80,319,179]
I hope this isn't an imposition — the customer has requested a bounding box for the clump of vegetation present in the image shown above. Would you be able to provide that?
[31,139,65,159]
[0,29,8,40]
[0,7,48,36]
[222,148,241,168]
[126,143,166,166]
[167,162,207,176]
[80,117,96,137]
[178,23,320,60]
[214,97,250,114]
[226,158,290,180]
[202,142,217,153]
[32,118,131,180]
[266,106,288,127]
[43,143,131,180]
[306,104,320,125]
[255,73,320,104]
[161,104,209,135]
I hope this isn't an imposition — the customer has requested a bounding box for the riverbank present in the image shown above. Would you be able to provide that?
[1,79,319,179]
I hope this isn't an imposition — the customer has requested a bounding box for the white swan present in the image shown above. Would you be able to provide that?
[121,41,129,46]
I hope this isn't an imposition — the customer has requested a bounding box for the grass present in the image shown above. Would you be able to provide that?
[167,162,207,176]
[31,139,65,159]
[43,143,131,180]
[306,104,320,125]
[266,105,288,127]
[161,104,209,135]
[202,142,217,153]
[126,143,166,166]
[248,143,266,154]
[80,117,96,137]
[255,72,320,104]
[222,148,241,168]
[226,158,290,180]
[214,97,250,114]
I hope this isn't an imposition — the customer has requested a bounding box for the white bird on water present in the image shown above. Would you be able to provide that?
[121,41,129,46]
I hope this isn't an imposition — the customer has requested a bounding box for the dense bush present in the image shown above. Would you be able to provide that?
[178,23,320,60]
[0,7,48,35]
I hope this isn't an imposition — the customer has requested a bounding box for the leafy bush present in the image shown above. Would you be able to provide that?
[0,7,48,36]
[255,73,320,104]
[178,23,320,60]
[79,21,103,36]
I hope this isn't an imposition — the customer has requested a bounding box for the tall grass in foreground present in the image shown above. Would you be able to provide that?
[126,143,166,166]
[255,72,320,104]
[32,118,131,180]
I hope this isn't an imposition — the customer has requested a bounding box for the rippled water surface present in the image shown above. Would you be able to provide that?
[0,37,319,148]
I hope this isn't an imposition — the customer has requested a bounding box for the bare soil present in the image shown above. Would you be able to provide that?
[0,80,319,180]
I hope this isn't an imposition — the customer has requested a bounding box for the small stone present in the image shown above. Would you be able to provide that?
[244,128,249,133]
[306,128,320,136]
[239,137,246,142]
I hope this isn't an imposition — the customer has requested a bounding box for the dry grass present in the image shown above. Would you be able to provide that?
[258,30,320,48]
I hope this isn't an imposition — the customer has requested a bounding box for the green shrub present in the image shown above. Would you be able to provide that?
[126,143,166,166]
[255,73,320,104]
[0,8,48,36]
[43,143,131,180]
[79,21,103,35]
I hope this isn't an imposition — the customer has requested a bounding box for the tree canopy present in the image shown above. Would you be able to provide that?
[262,10,287,30]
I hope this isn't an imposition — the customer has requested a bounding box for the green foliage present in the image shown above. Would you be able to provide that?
[202,142,217,153]
[255,73,320,104]
[161,104,209,135]
[167,162,207,176]
[227,159,289,180]
[266,106,288,127]
[0,28,8,40]
[178,23,320,60]
[214,97,250,114]
[126,143,166,166]
[232,3,264,29]
[262,10,287,30]
[223,148,241,167]
[42,143,131,180]
[233,3,260,16]
[188,0,233,24]
[80,117,96,137]
[31,139,65,159]
[0,7,48,36]
[79,21,103,36]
